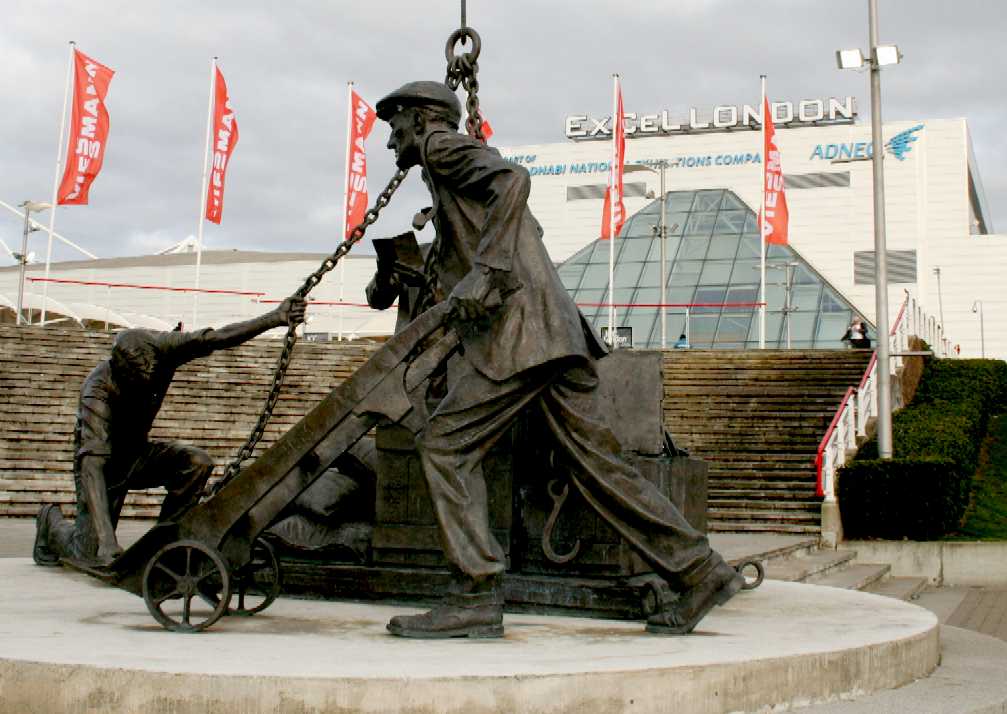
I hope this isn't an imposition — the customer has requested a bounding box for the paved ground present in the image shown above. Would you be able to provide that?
[4,517,1006,643]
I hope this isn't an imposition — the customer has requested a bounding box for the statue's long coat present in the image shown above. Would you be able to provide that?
[419,130,607,381]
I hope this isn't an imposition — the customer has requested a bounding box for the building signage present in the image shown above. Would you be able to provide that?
[566,97,856,140]
[502,153,763,176]
[809,124,924,162]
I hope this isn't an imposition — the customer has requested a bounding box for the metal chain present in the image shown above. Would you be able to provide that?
[212,22,487,495]
[211,168,409,494]
[444,27,484,142]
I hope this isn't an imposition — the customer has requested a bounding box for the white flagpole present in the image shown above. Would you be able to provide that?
[338,81,353,342]
[608,73,619,350]
[40,41,76,327]
[193,56,217,330]
[759,74,767,349]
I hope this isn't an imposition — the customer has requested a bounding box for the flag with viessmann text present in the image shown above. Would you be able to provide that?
[760,95,789,245]
[600,78,626,240]
[344,89,376,238]
[205,67,238,224]
[57,49,115,205]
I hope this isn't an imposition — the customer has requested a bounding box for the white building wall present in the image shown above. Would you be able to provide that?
[0,252,395,339]
[499,118,1006,358]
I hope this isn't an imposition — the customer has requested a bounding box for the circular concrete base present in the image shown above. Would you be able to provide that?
[0,559,938,714]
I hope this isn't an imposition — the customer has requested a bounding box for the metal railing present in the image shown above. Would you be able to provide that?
[815,290,952,503]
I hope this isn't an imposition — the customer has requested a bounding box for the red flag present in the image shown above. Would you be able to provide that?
[478,110,494,143]
[760,96,789,245]
[600,79,626,240]
[57,49,114,205]
[344,89,376,238]
[205,67,238,224]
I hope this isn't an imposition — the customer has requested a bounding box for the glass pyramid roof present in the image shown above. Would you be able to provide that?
[558,188,864,349]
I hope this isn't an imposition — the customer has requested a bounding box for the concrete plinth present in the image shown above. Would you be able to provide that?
[0,559,938,714]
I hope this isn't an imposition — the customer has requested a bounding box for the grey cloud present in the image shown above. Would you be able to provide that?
[1,0,1004,270]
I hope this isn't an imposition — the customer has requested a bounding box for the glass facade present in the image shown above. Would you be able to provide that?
[558,188,867,349]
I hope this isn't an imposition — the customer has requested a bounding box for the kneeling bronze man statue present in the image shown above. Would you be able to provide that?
[33,298,306,567]
[375,81,742,639]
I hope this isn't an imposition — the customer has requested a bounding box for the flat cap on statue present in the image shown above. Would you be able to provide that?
[376,81,462,124]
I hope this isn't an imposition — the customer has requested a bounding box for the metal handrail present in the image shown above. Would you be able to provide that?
[28,276,265,297]
[815,387,856,498]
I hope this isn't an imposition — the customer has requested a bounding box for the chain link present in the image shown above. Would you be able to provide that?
[211,168,409,494]
[444,27,484,142]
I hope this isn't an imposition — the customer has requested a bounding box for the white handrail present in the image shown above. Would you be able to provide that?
[818,290,953,505]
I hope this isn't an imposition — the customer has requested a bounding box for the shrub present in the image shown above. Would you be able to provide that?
[857,400,983,475]
[838,458,969,540]
[913,359,1007,418]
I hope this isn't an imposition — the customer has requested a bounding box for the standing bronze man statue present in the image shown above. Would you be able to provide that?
[33,298,306,567]
[376,81,742,639]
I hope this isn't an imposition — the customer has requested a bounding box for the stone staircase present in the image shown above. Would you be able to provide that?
[663,350,872,535]
[748,538,929,602]
[0,325,376,518]
[2,327,871,535]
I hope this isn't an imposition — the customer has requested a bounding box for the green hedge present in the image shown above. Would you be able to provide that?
[913,359,1007,424]
[843,358,1006,539]
[838,458,968,540]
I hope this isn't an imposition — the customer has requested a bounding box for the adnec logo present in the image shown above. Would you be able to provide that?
[809,124,924,162]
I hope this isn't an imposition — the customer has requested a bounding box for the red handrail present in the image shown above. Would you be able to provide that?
[815,386,856,497]
[890,292,909,336]
[576,301,765,309]
[857,352,878,390]
[28,276,265,297]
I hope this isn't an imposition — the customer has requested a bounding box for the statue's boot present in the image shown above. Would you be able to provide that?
[387,591,503,639]
[33,504,62,566]
[646,560,744,635]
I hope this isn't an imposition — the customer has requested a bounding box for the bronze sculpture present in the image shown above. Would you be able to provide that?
[375,81,743,639]
[32,298,305,567]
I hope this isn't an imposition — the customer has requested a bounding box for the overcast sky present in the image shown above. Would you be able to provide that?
[2,0,1004,268]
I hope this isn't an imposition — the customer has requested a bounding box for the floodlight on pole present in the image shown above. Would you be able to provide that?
[836,0,901,459]
[627,161,671,348]
[836,49,866,70]
[16,201,51,326]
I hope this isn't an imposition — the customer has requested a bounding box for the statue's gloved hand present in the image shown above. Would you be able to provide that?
[448,267,497,324]
[276,296,307,327]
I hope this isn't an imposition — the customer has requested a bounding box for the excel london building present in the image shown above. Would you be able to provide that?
[497,95,1005,358]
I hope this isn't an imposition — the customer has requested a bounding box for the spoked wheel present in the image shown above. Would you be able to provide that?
[736,559,765,591]
[198,537,282,617]
[142,540,232,633]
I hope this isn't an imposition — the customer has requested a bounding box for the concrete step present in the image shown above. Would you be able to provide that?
[708,499,820,511]
[709,488,819,500]
[864,576,929,601]
[707,521,821,534]
[805,563,891,591]
[763,549,858,582]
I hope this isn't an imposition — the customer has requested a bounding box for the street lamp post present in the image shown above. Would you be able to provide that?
[933,266,944,327]
[16,201,51,326]
[628,161,670,347]
[972,300,985,358]
[837,0,902,459]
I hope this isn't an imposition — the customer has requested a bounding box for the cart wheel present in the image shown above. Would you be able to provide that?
[142,540,231,633]
[736,560,765,590]
[228,538,283,616]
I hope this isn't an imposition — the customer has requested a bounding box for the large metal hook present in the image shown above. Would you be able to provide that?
[542,479,581,564]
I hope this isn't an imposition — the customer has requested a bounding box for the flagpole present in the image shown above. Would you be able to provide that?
[193,56,216,329]
[338,81,354,342]
[40,41,76,327]
[608,73,618,350]
[759,74,767,349]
